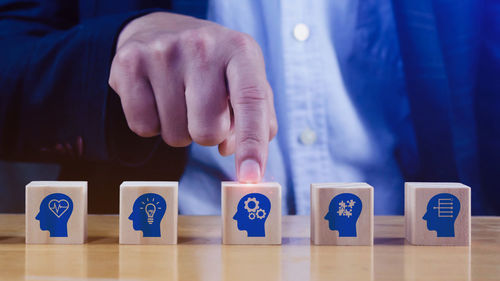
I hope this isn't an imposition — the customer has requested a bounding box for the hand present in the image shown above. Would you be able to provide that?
[109,12,277,182]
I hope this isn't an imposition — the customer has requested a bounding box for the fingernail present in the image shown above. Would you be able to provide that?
[239,159,261,183]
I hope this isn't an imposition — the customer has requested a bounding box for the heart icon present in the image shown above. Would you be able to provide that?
[48,199,70,218]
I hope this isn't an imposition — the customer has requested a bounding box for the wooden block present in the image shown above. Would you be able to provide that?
[310,183,373,245]
[119,181,178,244]
[222,182,281,245]
[405,182,471,246]
[25,181,87,244]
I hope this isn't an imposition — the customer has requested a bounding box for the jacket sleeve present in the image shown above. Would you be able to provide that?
[0,0,163,163]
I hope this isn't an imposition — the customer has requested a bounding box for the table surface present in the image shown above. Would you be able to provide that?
[0,215,499,281]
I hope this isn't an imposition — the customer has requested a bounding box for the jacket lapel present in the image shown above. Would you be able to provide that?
[392,0,482,212]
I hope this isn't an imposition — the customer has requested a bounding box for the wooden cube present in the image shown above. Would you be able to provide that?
[119,181,178,244]
[405,182,471,246]
[222,182,281,245]
[310,183,373,245]
[25,181,87,244]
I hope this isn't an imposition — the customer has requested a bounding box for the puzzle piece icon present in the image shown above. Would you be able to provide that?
[337,200,355,218]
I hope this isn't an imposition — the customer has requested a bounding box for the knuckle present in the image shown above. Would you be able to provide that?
[148,36,174,59]
[229,32,255,48]
[239,133,265,149]
[180,30,207,50]
[235,84,269,106]
[179,29,212,64]
[115,41,143,68]
[229,32,259,54]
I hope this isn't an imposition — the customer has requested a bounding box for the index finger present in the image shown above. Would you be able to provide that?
[225,37,272,183]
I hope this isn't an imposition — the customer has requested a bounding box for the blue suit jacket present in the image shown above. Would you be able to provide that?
[0,0,498,214]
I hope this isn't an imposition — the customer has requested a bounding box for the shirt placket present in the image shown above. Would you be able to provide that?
[281,0,333,214]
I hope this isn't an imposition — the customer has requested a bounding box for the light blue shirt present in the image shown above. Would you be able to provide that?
[179,0,416,215]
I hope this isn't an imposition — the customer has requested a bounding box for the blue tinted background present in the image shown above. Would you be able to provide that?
[0,0,498,215]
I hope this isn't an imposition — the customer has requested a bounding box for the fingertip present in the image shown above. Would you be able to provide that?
[238,159,261,183]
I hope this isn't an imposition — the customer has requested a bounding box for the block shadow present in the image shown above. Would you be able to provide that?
[87,236,119,244]
[374,237,406,245]
[0,236,25,244]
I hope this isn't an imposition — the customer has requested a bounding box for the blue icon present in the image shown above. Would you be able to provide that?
[423,193,460,237]
[129,193,166,237]
[233,193,271,237]
[324,193,362,237]
[36,193,73,237]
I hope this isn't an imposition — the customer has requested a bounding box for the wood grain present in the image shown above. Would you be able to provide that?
[311,183,373,245]
[25,181,87,244]
[0,215,499,280]
[119,181,178,244]
[221,182,281,244]
[405,182,471,246]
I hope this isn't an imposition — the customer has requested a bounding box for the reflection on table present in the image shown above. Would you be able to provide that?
[0,215,497,280]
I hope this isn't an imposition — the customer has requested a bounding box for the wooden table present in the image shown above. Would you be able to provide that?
[0,215,499,281]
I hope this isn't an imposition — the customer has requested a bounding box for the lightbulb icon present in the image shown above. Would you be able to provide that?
[145,203,156,224]
[139,196,162,225]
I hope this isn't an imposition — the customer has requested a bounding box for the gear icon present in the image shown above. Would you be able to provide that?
[256,209,266,219]
[244,197,260,213]
[248,212,256,220]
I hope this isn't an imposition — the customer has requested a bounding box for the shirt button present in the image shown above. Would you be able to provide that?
[300,128,317,145]
[293,23,310,41]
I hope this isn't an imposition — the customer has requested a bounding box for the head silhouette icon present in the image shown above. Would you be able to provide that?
[233,193,271,237]
[423,193,460,237]
[36,193,73,237]
[324,193,362,237]
[129,193,166,237]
